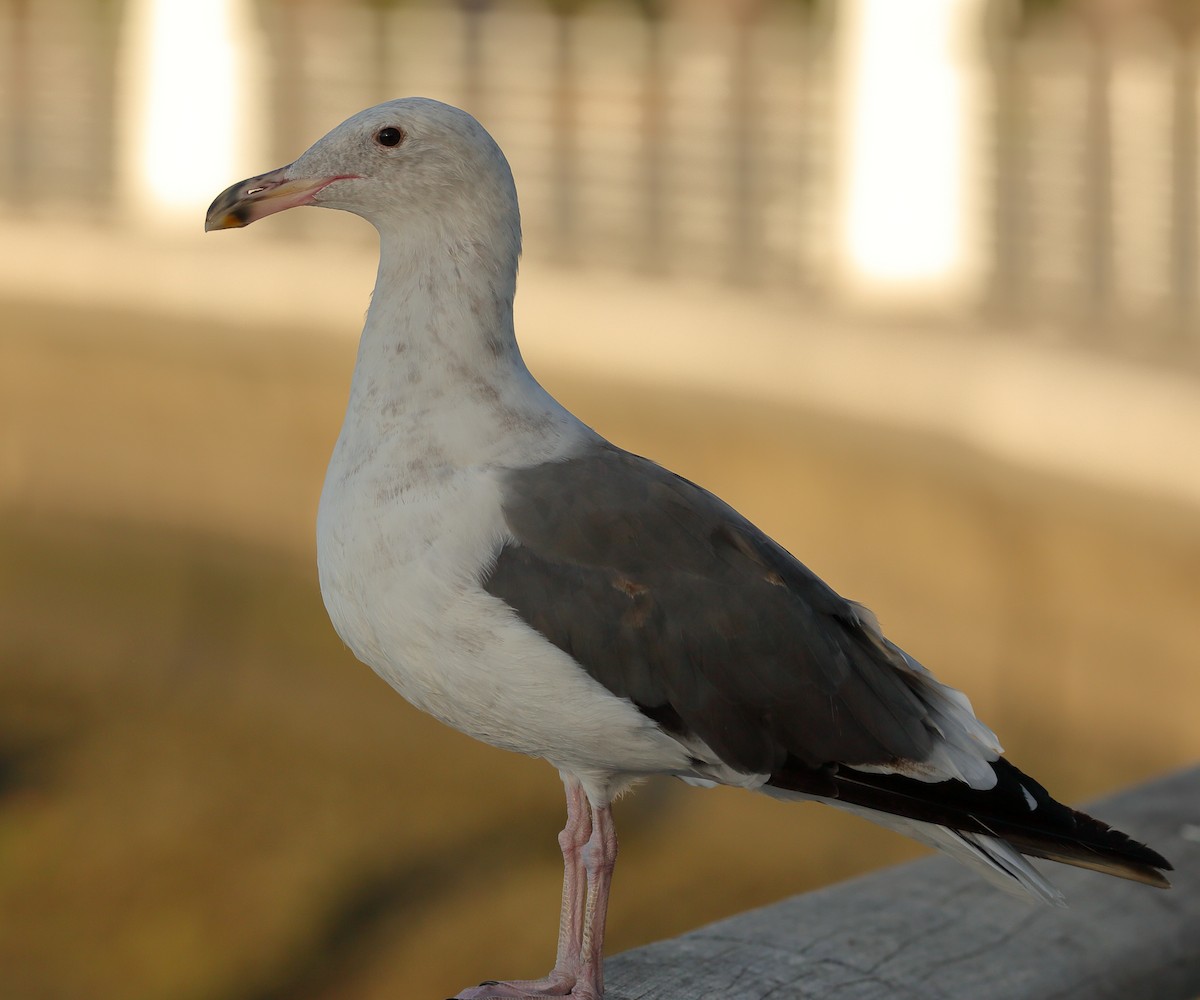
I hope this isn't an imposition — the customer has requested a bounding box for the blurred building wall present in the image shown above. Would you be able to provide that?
[3,0,1199,365]
[0,0,123,222]
[985,0,1200,355]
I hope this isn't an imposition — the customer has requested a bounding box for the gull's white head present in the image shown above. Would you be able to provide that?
[205,97,520,256]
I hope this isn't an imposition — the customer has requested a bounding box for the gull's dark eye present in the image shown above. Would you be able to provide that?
[376,126,404,148]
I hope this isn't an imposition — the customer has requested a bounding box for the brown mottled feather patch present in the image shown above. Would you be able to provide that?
[613,576,651,627]
[612,577,648,599]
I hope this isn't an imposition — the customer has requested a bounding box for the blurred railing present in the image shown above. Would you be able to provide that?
[986,0,1200,362]
[3,0,1200,365]
[252,0,837,291]
[0,0,123,222]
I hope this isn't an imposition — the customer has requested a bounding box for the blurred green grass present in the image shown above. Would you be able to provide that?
[1,301,1196,999]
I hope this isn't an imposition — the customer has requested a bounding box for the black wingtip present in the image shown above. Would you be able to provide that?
[1011,837,1172,889]
[988,760,1174,886]
[769,755,1174,889]
[1002,808,1173,889]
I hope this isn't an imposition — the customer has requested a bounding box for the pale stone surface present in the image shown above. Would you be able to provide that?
[606,767,1200,1000]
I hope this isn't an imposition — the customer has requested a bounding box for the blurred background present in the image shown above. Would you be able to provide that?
[2,0,1199,997]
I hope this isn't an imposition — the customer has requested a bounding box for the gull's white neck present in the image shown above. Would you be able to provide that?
[366,224,519,370]
[335,221,587,474]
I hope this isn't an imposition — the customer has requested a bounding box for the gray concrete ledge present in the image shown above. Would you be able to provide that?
[606,766,1200,1000]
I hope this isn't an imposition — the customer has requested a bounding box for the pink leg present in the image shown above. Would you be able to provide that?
[572,802,617,1000]
[454,775,594,999]
[550,775,592,987]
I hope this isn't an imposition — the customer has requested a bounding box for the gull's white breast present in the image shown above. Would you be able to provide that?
[314,372,690,788]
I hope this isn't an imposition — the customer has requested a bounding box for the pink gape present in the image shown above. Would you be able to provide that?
[455,777,615,1000]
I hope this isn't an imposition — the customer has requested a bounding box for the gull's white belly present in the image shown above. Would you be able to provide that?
[315,439,689,787]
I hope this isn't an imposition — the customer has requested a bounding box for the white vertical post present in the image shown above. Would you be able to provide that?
[117,0,265,231]
[835,0,986,308]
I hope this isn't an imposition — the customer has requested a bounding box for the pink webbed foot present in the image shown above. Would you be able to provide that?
[451,973,576,999]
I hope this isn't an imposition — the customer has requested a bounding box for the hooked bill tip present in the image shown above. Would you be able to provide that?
[204,206,251,232]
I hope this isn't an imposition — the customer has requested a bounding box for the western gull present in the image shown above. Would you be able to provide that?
[206,98,1171,1000]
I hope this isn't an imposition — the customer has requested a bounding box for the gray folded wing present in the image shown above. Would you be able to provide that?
[484,442,954,777]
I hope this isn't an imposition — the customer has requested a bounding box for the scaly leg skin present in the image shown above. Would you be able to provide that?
[571,802,617,1000]
[453,775,609,999]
